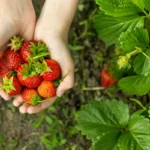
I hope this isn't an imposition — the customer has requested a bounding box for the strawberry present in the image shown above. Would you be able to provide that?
[0,52,3,60]
[20,41,49,63]
[3,49,24,70]
[1,76,22,96]
[17,64,42,88]
[42,59,61,81]
[38,80,56,98]
[101,66,117,88]
[22,88,42,106]
[0,58,10,77]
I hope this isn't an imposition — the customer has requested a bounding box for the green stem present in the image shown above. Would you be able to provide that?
[59,70,70,83]
[33,52,50,60]
[39,98,51,103]
[130,98,146,110]
[143,10,149,17]
[130,47,141,56]
[144,10,150,20]
[141,51,150,60]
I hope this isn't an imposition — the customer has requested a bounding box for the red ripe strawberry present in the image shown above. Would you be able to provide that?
[38,80,56,98]
[17,64,42,88]
[2,36,24,70]
[0,52,3,60]
[0,58,10,77]
[3,49,24,70]
[21,41,49,63]
[101,66,116,88]
[1,76,22,96]
[22,88,42,106]
[42,59,61,81]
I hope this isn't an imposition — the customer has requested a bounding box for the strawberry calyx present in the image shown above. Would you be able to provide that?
[9,71,17,77]
[8,36,24,51]
[32,97,52,106]
[0,76,15,94]
[33,60,52,75]
[29,95,42,106]
[21,63,37,79]
[29,42,49,62]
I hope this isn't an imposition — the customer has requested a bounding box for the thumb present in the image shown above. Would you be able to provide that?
[57,68,74,97]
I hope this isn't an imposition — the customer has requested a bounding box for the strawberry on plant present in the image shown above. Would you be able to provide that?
[38,80,56,98]
[42,59,61,81]
[101,66,117,88]
[20,40,49,63]
[22,88,42,106]
[1,76,22,96]
[17,64,42,88]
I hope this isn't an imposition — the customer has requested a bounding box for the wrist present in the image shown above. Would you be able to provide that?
[38,0,79,41]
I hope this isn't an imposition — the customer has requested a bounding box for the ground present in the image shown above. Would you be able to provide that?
[0,0,118,150]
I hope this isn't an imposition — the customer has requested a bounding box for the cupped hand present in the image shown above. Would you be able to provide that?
[13,12,74,114]
[0,0,36,100]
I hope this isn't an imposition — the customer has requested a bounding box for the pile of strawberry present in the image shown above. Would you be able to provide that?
[0,36,61,106]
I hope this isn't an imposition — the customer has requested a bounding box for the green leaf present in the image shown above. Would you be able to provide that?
[143,0,150,11]
[134,50,150,76]
[118,115,150,150]
[68,44,84,51]
[132,0,145,10]
[94,13,144,45]
[32,117,44,128]
[76,100,129,140]
[90,131,120,150]
[119,27,149,52]
[96,0,141,17]
[118,75,150,95]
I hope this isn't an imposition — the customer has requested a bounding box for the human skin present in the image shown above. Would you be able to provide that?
[12,0,79,114]
[0,0,36,100]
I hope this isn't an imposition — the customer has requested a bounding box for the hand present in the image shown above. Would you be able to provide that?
[13,10,74,114]
[0,0,36,100]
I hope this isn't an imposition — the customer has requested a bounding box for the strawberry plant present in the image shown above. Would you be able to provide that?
[76,1,150,150]
[76,99,150,150]
[94,0,150,96]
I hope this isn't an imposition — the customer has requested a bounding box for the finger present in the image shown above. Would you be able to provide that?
[27,97,57,114]
[19,103,30,114]
[57,72,74,97]
[13,95,24,107]
[0,89,11,100]
[56,56,74,97]
[0,20,17,50]
[20,20,36,41]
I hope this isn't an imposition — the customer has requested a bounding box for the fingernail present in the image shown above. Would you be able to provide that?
[57,92,64,97]
[28,110,33,114]
[19,108,27,114]
[13,101,19,107]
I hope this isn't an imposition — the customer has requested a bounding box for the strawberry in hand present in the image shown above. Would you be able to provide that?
[17,63,42,89]
[101,66,117,88]
[22,88,42,106]
[21,40,49,63]
[0,60,10,78]
[1,75,22,96]
[3,36,24,70]
[42,59,61,81]
[38,80,56,98]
